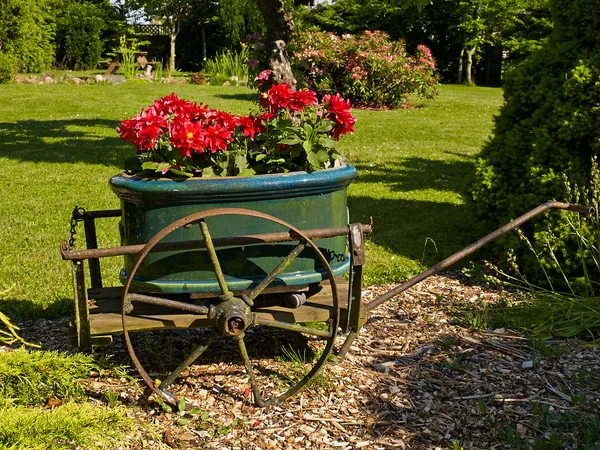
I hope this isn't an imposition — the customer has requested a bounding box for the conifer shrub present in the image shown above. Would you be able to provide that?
[470,0,600,284]
[0,53,15,84]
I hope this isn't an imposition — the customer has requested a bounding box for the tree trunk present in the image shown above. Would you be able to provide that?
[257,0,296,88]
[201,24,207,62]
[465,46,476,86]
[458,47,465,84]
[168,20,179,74]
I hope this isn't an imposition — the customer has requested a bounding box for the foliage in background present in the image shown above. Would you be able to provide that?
[0,53,15,84]
[470,0,600,285]
[55,1,105,70]
[0,0,56,72]
[290,30,438,108]
[298,0,552,85]
[203,47,249,81]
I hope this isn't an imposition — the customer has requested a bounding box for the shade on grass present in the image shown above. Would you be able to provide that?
[0,84,502,319]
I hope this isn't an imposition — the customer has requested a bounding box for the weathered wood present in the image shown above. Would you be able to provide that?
[72,260,92,350]
[79,279,349,337]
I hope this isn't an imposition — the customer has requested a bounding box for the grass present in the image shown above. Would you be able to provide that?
[0,83,503,319]
[0,402,136,449]
[0,347,145,449]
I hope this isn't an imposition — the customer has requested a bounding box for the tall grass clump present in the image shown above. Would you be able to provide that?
[492,158,600,339]
[203,47,249,81]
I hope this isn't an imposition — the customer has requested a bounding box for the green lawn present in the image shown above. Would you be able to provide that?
[0,84,503,318]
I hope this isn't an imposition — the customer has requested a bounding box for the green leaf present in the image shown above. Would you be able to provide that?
[255,153,266,162]
[141,161,158,171]
[234,154,248,171]
[177,418,190,426]
[279,137,302,145]
[266,158,286,164]
[315,120,334,133]
[238,167,256,177]
[202,167,216,177]
[302,140,313,153]
[178,397,186,412]
[201,411,210,421]
[306,151,321,169]
[189,408,202,415]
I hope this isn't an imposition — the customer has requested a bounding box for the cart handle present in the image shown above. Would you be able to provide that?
[366,201,594,311]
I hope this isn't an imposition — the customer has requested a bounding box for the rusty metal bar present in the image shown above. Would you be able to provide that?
[61,223,373,261]
[75,209,121,219]
[366,201,594,312]
[199,220,230,298]
[83,218,103,289]
[126,293,210,315]
[244,241,306,305]
[254,316,333,338]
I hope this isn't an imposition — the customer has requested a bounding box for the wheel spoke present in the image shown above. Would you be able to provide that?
[126,293,209,315]
[254,316,333,339]
[236,336,265,407]
[198,220,230,297]
[162,331,219,388]
[244,241,306,305]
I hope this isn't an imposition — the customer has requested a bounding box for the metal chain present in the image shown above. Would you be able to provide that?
[69,206,86,248]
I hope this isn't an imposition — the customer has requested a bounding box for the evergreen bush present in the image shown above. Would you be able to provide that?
[470,0,600,284]
[0,53,15,84]
[55,1,105,70]
[0,0,55,72]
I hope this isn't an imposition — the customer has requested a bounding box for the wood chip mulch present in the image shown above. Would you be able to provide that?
[6,273,600,449]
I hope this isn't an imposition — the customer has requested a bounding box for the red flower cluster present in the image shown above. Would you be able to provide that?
[322,94,357,140]
[118,93,260,157]
[118,88,356,177]
[260,83,317,113]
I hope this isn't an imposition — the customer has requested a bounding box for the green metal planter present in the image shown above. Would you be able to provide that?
[109,164,356,294]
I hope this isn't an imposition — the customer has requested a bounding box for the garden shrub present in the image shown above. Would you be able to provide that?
[0,53,15,84]
[290,30,439,108]
[55,1,105,70]
[0,0,55,72]
[470,0,600,285]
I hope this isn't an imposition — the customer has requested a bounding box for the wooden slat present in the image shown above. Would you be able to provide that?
[82,280,349,336]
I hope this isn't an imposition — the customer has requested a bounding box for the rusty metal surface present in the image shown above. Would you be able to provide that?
[366,201,594,312]
[120,207,341,406]
[61,223,373,261]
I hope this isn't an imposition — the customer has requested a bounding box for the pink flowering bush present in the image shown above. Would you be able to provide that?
[118,87,356,178]
[291,30,439,108]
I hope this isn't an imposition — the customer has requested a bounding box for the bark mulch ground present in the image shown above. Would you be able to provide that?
[6,273,600,449]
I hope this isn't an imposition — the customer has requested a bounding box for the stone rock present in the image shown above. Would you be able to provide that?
[222,81,231,86]
[44,76,56,84]
[94,74,104,83]
[236,80,248,87]
[63,73,74,81]
[105,75,127,85]
[228,75,239,83]
[72,77,84,85]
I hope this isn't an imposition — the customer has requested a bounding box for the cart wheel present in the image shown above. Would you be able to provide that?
[121,208,339,407]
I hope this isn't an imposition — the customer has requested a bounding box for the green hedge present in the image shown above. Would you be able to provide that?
[0,0,55,72]
[470,0,600,284]
[0,53,15,84]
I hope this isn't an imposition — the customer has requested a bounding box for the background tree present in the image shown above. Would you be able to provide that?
[256,0,296,86]
[0,0,56,72]
[470,0,600,284]
[55,1,106,69]
[126,0,191,72]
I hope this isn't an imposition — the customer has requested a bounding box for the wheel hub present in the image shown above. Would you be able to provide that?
[209,296,252,337]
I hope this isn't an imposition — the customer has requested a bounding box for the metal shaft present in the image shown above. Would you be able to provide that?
[366,201,594,311]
